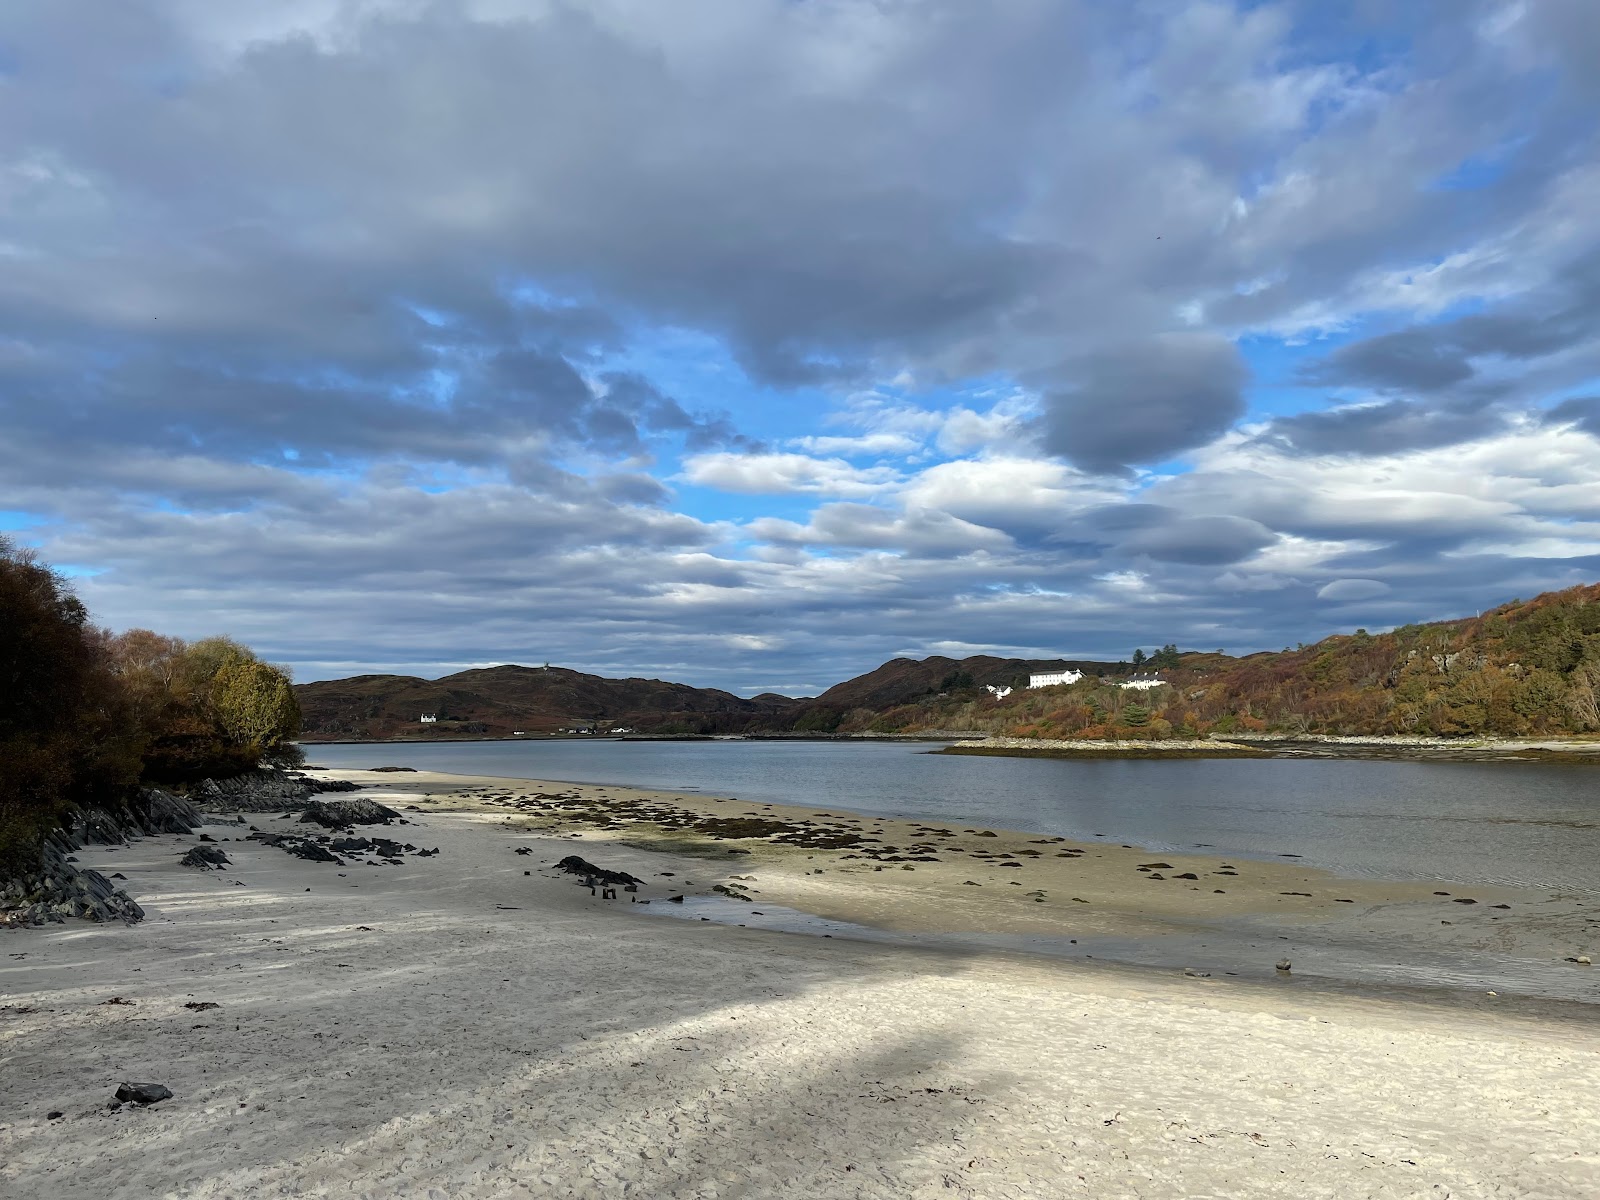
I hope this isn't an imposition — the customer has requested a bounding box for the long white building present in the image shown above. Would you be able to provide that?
[1116,672,1167,690]
[1027,670,1083,689]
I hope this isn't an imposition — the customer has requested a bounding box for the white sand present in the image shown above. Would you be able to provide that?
[3,788,1598,1199]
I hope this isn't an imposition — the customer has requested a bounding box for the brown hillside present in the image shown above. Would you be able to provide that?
[296,664,797,740]
[812,655,1122,710]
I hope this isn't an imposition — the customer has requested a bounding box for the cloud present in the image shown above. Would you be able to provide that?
[1259,398,1510,457]
[1316,578,1391,603]
[680,453,901,498]
[1039,335,1248,473]
[2,1,1599,693]
[1545,396,1600,437]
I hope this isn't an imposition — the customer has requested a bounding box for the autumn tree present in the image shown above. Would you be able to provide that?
[0,539,140,870]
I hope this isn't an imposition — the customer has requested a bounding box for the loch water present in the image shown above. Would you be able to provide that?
[308,738,1600,895]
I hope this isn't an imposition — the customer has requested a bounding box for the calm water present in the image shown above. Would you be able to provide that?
[306,739,1600,894]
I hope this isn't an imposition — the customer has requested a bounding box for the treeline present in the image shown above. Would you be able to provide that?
[814,582,1600,741]
[1,538,299,871]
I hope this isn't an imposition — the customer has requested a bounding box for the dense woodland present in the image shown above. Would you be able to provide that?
[0,538,300,872]
[818,584,1600,741]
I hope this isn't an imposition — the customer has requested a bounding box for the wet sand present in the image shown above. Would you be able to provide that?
[324,768,1600,1003]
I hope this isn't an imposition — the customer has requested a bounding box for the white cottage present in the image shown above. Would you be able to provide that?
[1027,670,1083,689]
[1116,672,1167,690]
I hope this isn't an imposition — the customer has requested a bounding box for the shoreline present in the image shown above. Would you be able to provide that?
[5,774,1598,1198]
[941,734,1600,763]
[298,731,1600,764]
[299,766,1600,1006]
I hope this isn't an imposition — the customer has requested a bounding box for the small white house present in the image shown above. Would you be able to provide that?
[419,713,438,724]
[1116,672,1167,691]
[984,684,1013,699]
[1027,670,1083,689]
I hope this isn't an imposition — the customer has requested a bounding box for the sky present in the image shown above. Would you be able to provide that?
[3,0,1600,696]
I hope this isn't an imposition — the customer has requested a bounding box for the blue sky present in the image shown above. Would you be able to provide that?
[3,0,1599,694]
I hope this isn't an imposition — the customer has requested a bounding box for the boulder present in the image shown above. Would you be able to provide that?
[179,846,230,870]
[554,855,642,887]
[288,841,342,864]
[298,798,403,829]
[114,1083,173,1105]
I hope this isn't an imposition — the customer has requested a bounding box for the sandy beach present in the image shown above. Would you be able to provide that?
[4,768,1599,1198]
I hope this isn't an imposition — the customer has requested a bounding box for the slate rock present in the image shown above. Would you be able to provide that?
[180,846,231,870]
[298,798,403,829]
[288,841,342,864]
[555,856,642,887]
[115,1082,173,1105]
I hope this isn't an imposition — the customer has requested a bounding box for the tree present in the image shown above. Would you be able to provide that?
[213,659,300,752]
[0,538,140,871]
[1131,648,1147,667]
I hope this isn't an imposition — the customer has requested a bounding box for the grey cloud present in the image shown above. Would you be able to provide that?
[1259,398,1509,457]
[1308,332,1476,393]
[1040,335,1248,474]
[1300,248,1600,402]
[1544,396,1600,437]
[2,1,1598,692]
[1054,504,1275,565]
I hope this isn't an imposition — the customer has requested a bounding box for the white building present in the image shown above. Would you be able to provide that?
[984,684,1013,699]
[1116,672,1167,690]
[419,713,438,724]
[1027,670,1083,689]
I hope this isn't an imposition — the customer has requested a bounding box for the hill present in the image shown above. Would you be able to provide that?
[295,665,799,740]
[295,581,1600,743]
[810,655,1120,710]
[818,583,1600,740]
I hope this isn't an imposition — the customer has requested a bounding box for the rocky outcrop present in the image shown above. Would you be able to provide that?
[3,770,365,929]
[298,798,403,828]
[192,769,358,812]
[1,839,146,927]
[179,845,231,870]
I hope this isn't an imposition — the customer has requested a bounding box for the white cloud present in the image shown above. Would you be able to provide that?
[680,452,901,497]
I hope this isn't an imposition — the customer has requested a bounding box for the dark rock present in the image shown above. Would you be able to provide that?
[1452,897,1478,905]
[183,1001,220,1011]
[191,769,359,814]
[330,837,373,854]
[47,1111,63,1120]
[1173,872,1199,880]
[288,841,342,863]
[298,799,403,828]
[1138,862,1174,870]
[1,841,144,926]
[114,1082,172,1105]
[369,766,417,772]
[179,846,230,870]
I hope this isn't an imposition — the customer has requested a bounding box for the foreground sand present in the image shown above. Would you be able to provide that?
[3,778,1599,1198]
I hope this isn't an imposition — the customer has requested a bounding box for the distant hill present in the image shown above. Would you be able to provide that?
[295,664,799,740]
[809,655,1120,711]
[816,583,1600,740]
[296,582,1600,742]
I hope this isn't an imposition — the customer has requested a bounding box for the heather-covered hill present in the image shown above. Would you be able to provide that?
[829,583,1600,740]
[295,664,799,739]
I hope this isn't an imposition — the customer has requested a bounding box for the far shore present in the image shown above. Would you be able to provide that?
[299,729,1600,764]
